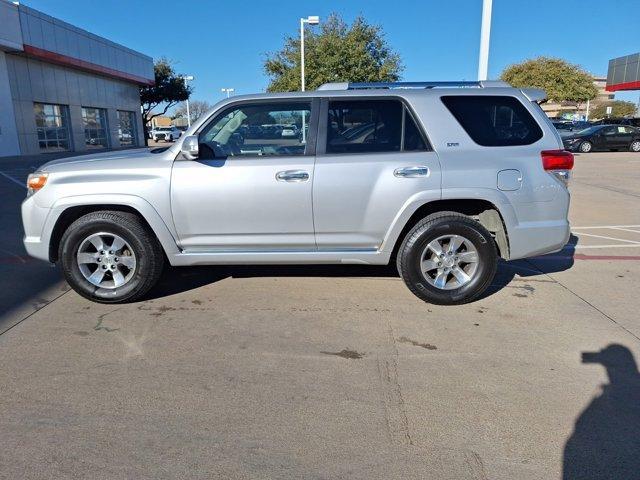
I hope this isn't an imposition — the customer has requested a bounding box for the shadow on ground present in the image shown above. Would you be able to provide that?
[563,344,640,479]
[147,235,578,301]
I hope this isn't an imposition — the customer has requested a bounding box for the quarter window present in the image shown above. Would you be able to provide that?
[326,100,428,154]
[441,95,543,146]
[34,103,71,152]
[82,107,110,149]
[198,102,311,158]
[117,110,138,147]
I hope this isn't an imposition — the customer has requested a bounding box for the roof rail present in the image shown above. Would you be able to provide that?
[317,80,511,91]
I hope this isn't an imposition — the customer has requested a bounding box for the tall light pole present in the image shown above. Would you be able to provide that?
[300,15,319,91]
[182,75,194,127]
[477,0,493,81]
[300,15,319,145]
[221,88,235,98]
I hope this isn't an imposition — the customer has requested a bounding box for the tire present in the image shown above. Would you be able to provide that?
[396,212,498,305]
[59,210,164,304]
[630,140,640,152]
[579,141,592,153]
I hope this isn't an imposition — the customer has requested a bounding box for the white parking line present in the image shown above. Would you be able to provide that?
[610,227,640,234]
[575,244,640,250]
[575,232,640,244]
[572,225,640,229]
[0,171,26,189]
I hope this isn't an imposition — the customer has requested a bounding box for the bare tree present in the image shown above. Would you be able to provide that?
[173,100,213,124]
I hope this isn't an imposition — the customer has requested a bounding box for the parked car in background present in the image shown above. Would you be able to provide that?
[151,126,182,142]
[22,80,573,306]
[552,120,592,137]
[562,124,640,152]
[591,117,640,127]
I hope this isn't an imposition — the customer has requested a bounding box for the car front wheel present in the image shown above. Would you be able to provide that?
[630,140,640,152]
[59,211,164,303]
[397,212,498,305]
[579,141,592,153]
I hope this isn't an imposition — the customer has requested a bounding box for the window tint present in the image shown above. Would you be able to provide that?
[403,110,427,151]
[198,102,311,158]
[441,95,543,146]
[327,100,402,154]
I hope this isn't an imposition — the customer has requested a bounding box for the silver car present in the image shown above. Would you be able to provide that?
[22,81,572,305]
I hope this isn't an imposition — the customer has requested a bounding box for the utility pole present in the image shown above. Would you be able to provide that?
[477,0,493,81]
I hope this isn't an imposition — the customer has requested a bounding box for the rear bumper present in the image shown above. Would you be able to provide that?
[508,220,571,260]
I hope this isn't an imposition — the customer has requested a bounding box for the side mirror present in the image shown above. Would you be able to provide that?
[180,135,199,160]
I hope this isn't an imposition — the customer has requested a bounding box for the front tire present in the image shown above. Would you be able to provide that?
[397,212,498,305]
[59,211,164,303]
[630,140,640,152]
[579,141,592,153]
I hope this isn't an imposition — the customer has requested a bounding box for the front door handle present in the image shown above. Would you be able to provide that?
[394,166,430,178]
[276,170,309,182]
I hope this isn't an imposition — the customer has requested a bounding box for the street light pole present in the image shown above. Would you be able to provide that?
[477,0,493,81]
[182,75,194,127]
[221,88,235,98]
[299,16,319,145]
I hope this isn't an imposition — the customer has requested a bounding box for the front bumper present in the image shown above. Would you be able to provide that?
[21,195,52,262]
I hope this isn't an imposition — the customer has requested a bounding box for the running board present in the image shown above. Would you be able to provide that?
[168,249,389,267]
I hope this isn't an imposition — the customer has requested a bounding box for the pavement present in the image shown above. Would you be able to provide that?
[1,151,639,479]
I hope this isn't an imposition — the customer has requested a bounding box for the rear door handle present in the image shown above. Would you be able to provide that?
[394,166,430,178]
[276,170,309,182]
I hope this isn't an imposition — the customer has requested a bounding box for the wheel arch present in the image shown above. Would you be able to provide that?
[385,198,511,261]
[47,196,180,263]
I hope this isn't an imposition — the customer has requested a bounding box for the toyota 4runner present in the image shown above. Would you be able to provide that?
[22,81,573,305]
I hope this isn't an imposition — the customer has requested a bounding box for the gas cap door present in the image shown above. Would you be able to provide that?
[497,169,523,191]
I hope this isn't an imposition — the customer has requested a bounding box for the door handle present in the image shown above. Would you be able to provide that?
[276,170,309,182]
[394,166,430,178]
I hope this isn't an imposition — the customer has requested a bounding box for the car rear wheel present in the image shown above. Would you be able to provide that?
[630,140,640,152]
[397,212,498,305]
[59,211,164,303]
[579,141,592,153]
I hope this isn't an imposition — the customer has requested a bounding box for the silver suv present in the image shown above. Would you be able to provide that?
[22,81,573,305]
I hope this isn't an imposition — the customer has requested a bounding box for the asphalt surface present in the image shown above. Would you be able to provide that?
[1,151,639,479]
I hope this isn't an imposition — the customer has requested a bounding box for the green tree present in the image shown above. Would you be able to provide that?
[589,100,637,120]
[140,58,192,143]
[500,57,598,104]
[264,13,403,92]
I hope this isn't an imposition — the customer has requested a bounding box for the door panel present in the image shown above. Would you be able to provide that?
[313,151,440,249]
[171,157,314,251]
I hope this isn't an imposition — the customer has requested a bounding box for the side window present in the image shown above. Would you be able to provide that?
[326,100,402,154]
[198,102,311,158]
[602,127,616,136]
[403,110,427,151]
[441,95,543,146]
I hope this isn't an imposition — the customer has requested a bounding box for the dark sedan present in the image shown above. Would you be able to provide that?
[562,125,640,153]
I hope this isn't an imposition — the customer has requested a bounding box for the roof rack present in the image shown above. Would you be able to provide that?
[317,80,511,91]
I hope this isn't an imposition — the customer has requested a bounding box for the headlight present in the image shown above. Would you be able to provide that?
[27,172,48,196]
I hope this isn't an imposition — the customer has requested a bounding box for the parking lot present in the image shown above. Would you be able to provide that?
[1,151,639,479]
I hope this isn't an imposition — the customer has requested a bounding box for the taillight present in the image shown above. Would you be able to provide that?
[541,150,573,186]
[541,150,574,171]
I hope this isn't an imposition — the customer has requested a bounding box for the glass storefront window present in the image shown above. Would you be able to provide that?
[34,103,71,152]
[117,110,138,147]
[82,107,110,149]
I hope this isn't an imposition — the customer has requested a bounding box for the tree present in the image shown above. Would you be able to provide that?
[264,13,403,92]
[589,100,637,120]
[173,100,213,124]
[500,57,598,104]
[140,58,192,143]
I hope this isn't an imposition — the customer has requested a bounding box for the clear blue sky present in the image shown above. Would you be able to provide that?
[24,0,640,105]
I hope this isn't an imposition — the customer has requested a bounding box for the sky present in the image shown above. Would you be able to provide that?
[22,0,640,107]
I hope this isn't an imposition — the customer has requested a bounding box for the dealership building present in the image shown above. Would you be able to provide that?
[606,53,640,92]
[0,0,153,158]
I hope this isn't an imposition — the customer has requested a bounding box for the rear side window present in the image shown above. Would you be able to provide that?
[326,100,428,154]
[441,95,543,146]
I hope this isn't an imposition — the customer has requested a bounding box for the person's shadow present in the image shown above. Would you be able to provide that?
[563,344,640,479]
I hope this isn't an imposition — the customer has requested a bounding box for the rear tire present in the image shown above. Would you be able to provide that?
[579,141,592,153]
[59,211,164,304]
[396,212,497,305]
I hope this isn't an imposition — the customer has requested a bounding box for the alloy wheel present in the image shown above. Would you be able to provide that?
[76,232,137,289]
[419,234,479,290]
